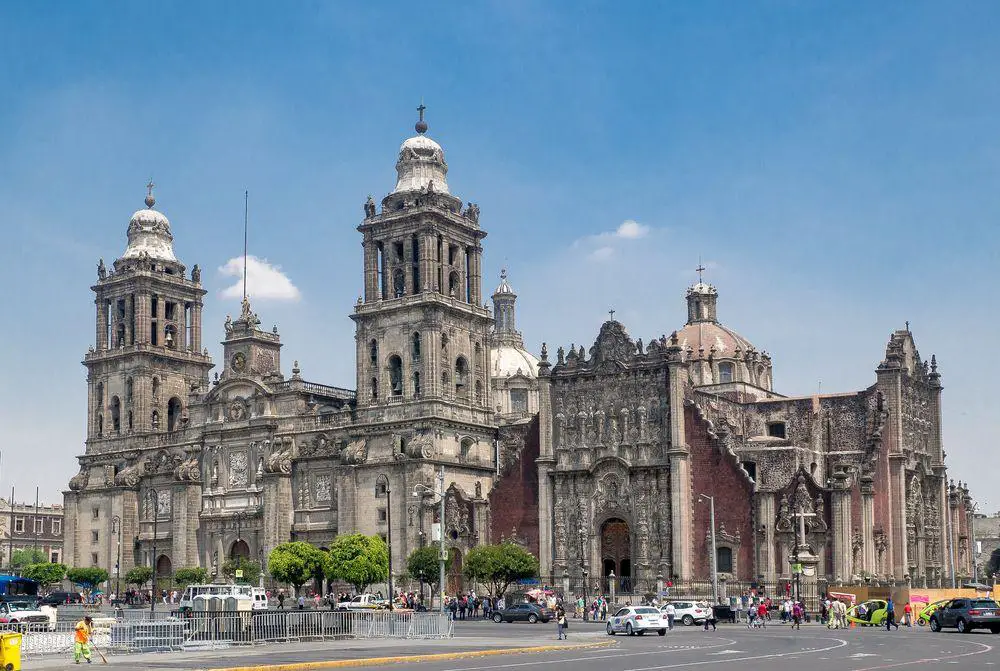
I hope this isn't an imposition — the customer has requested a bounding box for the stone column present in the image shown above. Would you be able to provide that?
[63,493,79,568]
[889,454,906,578]
[665,358,691,582]
[759,493,776,582]
[263,474,293,556]
[363,239,378,302]
[469,246,483,306]
[95,298,108,351]
[831,472,852,582]
[861,478,875,573]
[537,367,555,577]
[402,237,414,296]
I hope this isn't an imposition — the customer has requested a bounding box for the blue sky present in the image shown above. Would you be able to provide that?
[1,2,997,513]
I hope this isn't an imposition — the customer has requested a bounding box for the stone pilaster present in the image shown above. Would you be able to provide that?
[758,493,776,581]
[861,477,875,573]
[263,474,293,556]
[890,454,906,579]
[63,493,79,567]
[537,361,554,577]
[830,475,852,582]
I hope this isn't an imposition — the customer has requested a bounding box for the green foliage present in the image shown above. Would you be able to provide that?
[173,566,209,589]
[222,558,261,585]
[326,534,389,593]
[11,548,46,568]
[20,562,66,586]
[124,566,154,587]
[66,567,110,591]
[463,543,538,597]
[406,546,450,598]
[268,542,326,590]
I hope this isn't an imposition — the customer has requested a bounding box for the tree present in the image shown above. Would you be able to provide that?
[173,567,209,589]
[406,546,451,601]
[125,566,154,588]
[268,542,326,592]
[326,534,389,594]
[222,558,261,585]
[11,548,46,568]
[463,542,538,597]
[66,567,110,597]
[21,562,66,586]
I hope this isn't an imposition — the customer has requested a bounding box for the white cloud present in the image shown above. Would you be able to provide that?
[218,255,301,301]
[589,246,615,261]
[614,219,649,239]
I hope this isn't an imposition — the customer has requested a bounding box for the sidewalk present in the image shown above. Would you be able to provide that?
[23,633,611,671]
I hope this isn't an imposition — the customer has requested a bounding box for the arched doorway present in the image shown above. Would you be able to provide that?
[446,548,463,597]
[229,540,250,561]
[601,518,632,593]
[156,554,172,587]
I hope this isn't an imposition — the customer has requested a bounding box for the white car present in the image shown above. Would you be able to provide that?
[606,606,667,636]
[662,600,710,626]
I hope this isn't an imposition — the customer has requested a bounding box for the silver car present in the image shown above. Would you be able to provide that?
[606,606,667,636]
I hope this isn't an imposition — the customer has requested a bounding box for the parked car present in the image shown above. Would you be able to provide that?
[916,600,949,626]
[0,601,55,631]
[491,603,552,624]
[607,606,667,636]
[662,601,710,626]
[928,598,1000,634]
[336,594,387,611]
[39,591,82,606]
[846,599,888,627]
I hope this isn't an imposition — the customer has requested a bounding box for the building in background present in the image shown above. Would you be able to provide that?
[0,499,64,566]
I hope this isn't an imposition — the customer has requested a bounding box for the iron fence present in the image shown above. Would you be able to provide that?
[17,610,453,658]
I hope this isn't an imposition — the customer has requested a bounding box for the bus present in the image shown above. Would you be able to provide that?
[179,584,268,611]
[0,576,38,602]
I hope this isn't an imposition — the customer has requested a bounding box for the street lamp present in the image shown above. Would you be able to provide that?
[148,488,159,614]
[699,494,719,605]
[413,466,446,614]
[111,515,122,604]
[375,474,394,611]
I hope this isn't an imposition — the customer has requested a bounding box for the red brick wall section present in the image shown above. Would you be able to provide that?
[489,416,540,559]
[687,405,755,581]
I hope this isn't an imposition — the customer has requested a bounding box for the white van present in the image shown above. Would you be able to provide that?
[180,584,263,611]
[251,588,268,611]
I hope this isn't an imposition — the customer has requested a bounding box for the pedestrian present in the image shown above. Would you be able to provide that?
[791,601,803,630]
[757,602,768,629]
[298,594,305,610]
[74,615,94,664]
[885,597,898,631]
[664,602,676,630]
[902,602,912,627]
[556,605,567,640]
[277,592,285,610]
[703,607,717,631]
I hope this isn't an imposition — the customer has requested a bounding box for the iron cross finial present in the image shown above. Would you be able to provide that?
[145,179,156,208]
[415,100,428,134]
[609,308,616,321]
[696,259,706,283]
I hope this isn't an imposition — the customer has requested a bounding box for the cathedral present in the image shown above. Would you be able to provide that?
[64,110,975,600]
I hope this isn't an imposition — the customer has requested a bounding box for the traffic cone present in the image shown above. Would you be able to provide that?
[850,619,855,628]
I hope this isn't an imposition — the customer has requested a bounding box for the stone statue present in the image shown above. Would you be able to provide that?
[776,494,791,531]
[224,315,233,335]
[364,195,376,218]
[256,456,264,479]
[475,481,482,499]
[211,460,219,487]
[191,264,201,283]
[465,202,480,224]
[97,258,106,280]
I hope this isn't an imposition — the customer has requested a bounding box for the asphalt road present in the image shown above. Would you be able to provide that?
[23,619,1000,670]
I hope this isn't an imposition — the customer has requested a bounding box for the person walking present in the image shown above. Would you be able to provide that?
[556,605,568,640]
[757,602,768,629]
[664,602,676,630]
[703,607,717,631]
[885,597,899,631]
[791,601,803,630]
[74,615,94,664]
[902,602,912,627]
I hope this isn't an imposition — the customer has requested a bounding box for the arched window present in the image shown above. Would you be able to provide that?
[460,438,474,461]
[448,271,460,297]
[392,268,405,297]
[455,357,469,394]
[151,410,160,430]
[116,323,125,348]
[718,362,734,384]
[369,340,378,367]
[126,377,134,403]
[388,355,403,396]
[371,377,379,401]
[110,396,121,433]
[167,397,182,432]
[717,546,733,574]
[412,332,421,359]
[164,324,177,349]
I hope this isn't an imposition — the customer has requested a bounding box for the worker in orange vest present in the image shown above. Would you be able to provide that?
[74,615,93,664]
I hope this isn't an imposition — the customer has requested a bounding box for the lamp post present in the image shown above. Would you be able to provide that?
[413,466,446,614]
[375,474,394,611]
[149,489,159,614]
[111,515,122,603]
[578,524,589,620]
[699,494,719,605]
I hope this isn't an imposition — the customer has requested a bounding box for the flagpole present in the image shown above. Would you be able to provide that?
[243,190,249,300]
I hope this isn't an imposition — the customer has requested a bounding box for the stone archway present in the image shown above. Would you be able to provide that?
[229,539,250,561]
[601,518,632,592]
[156,554,173,588]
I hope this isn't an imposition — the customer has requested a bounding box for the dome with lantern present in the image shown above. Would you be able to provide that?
[489,269,540,419]
[120,183,177,262]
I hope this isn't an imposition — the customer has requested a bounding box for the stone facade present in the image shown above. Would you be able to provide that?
[0,500,64,566]
[64,113,973,597]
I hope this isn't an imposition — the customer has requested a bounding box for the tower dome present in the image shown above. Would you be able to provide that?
[392,105,450,195]
[121,182,177,262]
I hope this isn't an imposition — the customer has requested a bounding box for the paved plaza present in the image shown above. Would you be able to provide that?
[20,619,1000,671]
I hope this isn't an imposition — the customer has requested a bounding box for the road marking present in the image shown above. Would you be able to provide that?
[849,653,878,658]
[709,650,744,655]
[848,639,994,671]
[619,637,849,671]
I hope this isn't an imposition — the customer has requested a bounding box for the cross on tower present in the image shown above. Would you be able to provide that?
[145,179,156,208]
[791,507,817,549]
[696,261,706,284]
[609,308,615,321]
[417,103,426,122]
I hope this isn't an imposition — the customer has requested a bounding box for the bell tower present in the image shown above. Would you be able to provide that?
[352,107,492,423]
[85,183,213,444]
